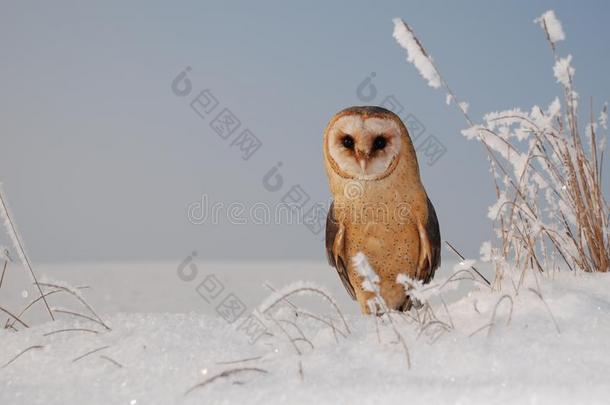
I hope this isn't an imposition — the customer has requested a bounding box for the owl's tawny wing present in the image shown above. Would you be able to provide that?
[326,202,356,300]
[421,197,441,283]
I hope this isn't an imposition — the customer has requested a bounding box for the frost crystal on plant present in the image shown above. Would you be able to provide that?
[553,55,575,88]
[480,241,492,262]
[458,101,469,114]
[453,259,476,272]
[392,18,442,89]
[534,10,565,44]
[599,102,608,130]
[393,9,609,276]
[353,252,379,294]
[0,185,29,275]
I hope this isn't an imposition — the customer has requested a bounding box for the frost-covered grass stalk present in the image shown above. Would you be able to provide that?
[257,281,353,379]
[38,281,110,330]
[352,252,386,314]
[393,11,609,286]
[0,245,10,289]
[0,186,105,332]
[259,280,350,335]
[0,185,54,320]
[353,253,411,368]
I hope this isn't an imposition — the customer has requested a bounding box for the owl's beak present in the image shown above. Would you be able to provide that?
[355,149,369,174]
[359,158,368,174]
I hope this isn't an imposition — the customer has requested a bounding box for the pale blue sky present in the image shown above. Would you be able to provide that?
[1,1,609,262]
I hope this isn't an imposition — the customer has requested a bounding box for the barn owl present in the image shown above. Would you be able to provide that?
[323,106,440,314]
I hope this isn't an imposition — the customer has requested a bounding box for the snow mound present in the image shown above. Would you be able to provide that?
[1,271,609,405]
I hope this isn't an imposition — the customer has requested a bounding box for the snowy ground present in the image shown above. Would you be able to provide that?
[1,260,609,404]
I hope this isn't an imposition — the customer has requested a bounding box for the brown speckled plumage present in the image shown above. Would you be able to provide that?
[324,106,440,314]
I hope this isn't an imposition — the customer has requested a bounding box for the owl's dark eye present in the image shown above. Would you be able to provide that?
[342,135,355,150]
[373,136,387,151]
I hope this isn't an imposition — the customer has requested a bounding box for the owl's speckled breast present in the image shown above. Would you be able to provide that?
[332,178,428,310]
[322,106,437,313]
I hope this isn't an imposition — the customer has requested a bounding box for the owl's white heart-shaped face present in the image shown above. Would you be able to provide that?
[326,115,402,180]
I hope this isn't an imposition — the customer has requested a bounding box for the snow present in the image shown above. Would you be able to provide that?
[352,252,379,293]
[353,252,384,312]
[553,55,575,88]
[534,10,566,44]
[479,241,492,262]
[599,102,608,130]
[458,101,469,114]
[392,18,442,89]
[1,261,609,404]
[453,259,476,272]
[487,191,507,220]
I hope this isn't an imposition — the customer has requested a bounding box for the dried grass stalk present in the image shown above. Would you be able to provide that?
[393,12,609,282]
[2,345,44,368]
[185,367,268,395]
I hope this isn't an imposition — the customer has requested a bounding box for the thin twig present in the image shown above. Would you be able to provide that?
[52,308,110,330]
[263,282,298,309]
[266,314,302,356]
[469,323,493,338]
[0,260,7,289]
[72,345,110,362]
[296,310,345,340]
[39,282,109,330]
[0,188,54,320]
[487,295,514,338]
[0,305,28,328]
[2,345,44,368]
[439,295,455,329]
[6,289,65,329]
[8,287,89,328]
[263,283,345,341]
[384,312,411,369]
[327,316,339,343]
[278,319,314,349]
[6,323,18,332]
[184,367,268,395]
[417,320,451,340]
[261,286,350,335]
[445,241,491,286]
[99,355,124,368]
[215,355,263,365]
[291,337,315,350]
[528,288,561,334]
[43,328,99,337]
